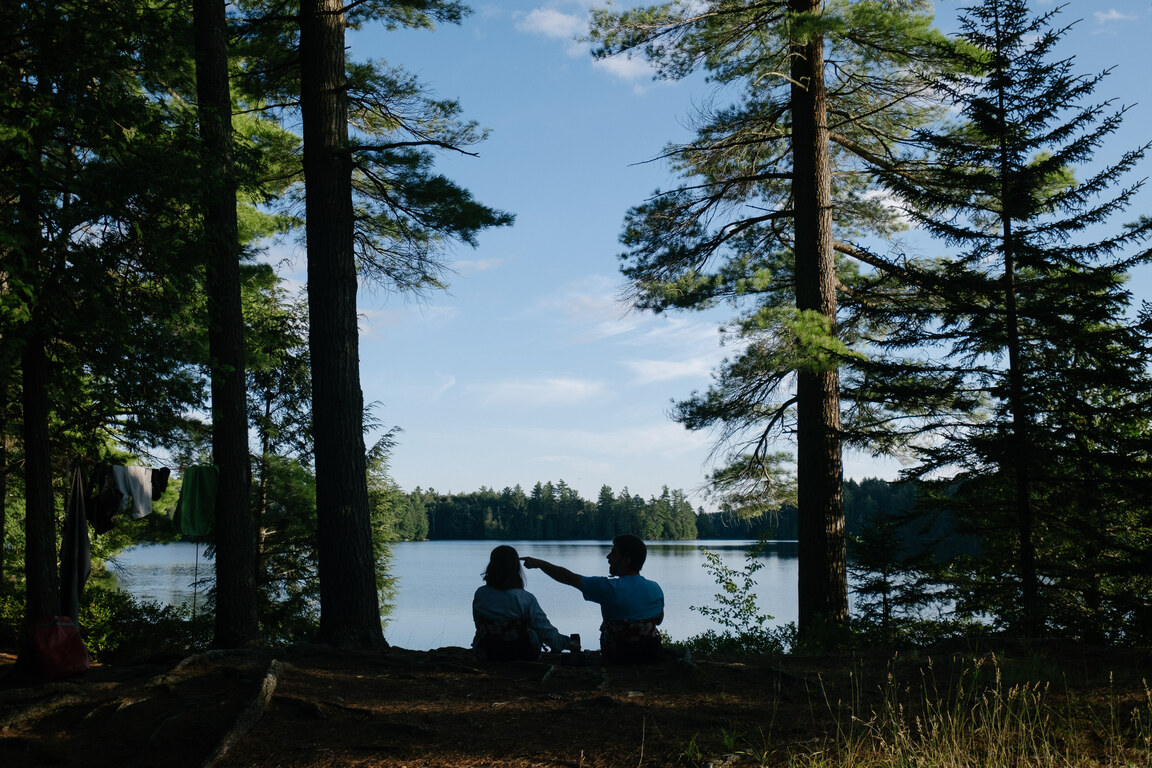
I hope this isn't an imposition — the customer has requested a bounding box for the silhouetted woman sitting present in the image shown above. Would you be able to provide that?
[472,545,571,661]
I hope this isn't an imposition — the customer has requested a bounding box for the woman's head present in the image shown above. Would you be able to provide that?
[483,545,525,590]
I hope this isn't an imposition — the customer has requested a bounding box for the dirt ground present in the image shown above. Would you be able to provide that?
[1,641,1149,768]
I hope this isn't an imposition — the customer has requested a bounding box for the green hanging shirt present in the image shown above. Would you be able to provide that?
[173,465,218,538]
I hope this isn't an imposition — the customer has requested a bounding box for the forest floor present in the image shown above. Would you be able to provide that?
[1,640,1150,768]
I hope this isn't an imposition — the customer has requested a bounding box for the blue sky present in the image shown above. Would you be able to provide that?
[273,1,1152,508]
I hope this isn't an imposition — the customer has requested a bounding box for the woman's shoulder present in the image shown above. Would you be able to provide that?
[474,584,504,601]
[475,584,531,599]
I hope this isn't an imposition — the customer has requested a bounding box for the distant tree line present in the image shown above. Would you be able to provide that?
[390,477,948,548]
[395,482,699,542]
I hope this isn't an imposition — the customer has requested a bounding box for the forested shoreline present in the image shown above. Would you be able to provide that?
[389,477,933,545]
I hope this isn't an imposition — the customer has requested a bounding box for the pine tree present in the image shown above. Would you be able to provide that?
[589,0,952,640]
[230,0,513,648]
[2,0,210,631]
[870,0,1152,638]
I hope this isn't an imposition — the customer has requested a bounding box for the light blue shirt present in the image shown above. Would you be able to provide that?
[471,585,568,652]
[579,574,664,622]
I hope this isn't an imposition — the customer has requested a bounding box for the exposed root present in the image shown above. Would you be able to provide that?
[201,659,284,768]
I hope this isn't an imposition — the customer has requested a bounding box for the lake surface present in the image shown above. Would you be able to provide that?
[111,539,801,650]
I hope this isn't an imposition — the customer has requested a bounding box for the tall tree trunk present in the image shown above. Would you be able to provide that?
[300,0,386,649]
[992,4,1038,637]
[194,0,259,648]
[1002,189,1039,636]
[790,0,848,639]
[21,325,57,623]
[17,60,58,625]
[0,368,8,585]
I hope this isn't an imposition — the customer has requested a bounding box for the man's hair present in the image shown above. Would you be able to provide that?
[483,545,525,590]
[613,534,647,571]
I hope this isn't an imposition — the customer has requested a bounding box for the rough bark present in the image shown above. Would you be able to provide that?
[0,369,8,585]
[21,325,57,624]
[790,0,848,637]
[299,0,386,649]
[18,70,57,625]
[193,0,260,647]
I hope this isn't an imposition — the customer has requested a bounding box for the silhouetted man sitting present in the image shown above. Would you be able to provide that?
[522,534,664,664]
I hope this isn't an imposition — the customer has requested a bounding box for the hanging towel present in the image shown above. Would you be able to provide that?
[111,465,154,519]
[86,465,122,535]
[59,465,92,622]
[173,465,218,538]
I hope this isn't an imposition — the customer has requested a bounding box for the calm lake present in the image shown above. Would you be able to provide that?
[110,539,801,650]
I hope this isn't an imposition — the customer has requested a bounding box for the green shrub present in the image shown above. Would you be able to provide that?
[0,582,23,648]
[684,543,792,656]
[79,586,208,661]
[692,545,774,637]
[681,627,788,657]
[1,582,206,661]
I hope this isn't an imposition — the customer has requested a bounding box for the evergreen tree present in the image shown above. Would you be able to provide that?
[294,0,512,648]
[408,481,702,541]
[393,492,430,541]
[871,0,1152,638]
[588,0,951,639]
[500,485,529,539]
[594,485,616,538]
[848,512,937,643]
[2,0,209,629]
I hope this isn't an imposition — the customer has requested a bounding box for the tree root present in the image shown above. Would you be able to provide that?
[0,682,120,731]
[200,658,284,768]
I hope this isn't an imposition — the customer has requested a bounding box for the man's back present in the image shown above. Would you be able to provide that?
[579,574,664,622]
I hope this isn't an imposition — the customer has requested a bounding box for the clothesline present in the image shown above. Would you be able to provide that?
[59,463,219,623]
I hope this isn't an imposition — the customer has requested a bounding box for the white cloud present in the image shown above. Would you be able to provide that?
[515,8,585,40]
[513,420,712,462]
[618,315,730,385]
[481,376,608,407]
[515,6,656,81]
[358,304,457,339]
[624,356,716,385]
[433,373,456,397]
[452,257,503,275]
[528,278,729,380]
[628,314,723,349]
[592,53,656,86]
[1094,9,1137,23]
[533,274,645,340]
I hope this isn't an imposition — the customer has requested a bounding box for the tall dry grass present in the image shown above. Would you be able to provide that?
[691,654,1152,768]
[796,655,1152,768]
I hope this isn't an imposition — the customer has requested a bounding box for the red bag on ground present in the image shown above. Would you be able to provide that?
[30,616,91,679]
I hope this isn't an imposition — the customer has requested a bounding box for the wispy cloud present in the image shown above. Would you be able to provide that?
[358,304,457,339]
[529,277,728,379]
[592,52,657,88]
[515,7,585,40]
[1094,9,1137,24]
[620,316,727,384]
[514,420,711,459]
[533,274,644,341]
[624,356,716,385]
[433,373,456,398]
[515,4,657,85]
[626,314,723,349]
[452,257,504,275]
[481,376,608,407]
